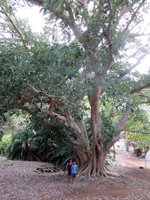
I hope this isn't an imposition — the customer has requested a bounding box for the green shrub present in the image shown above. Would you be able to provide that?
[127,133,150,157]
[0,134,12,155]
[6,128,33,160]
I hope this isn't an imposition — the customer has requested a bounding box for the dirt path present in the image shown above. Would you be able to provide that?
[0,153,150,200]
[116,153,150,169]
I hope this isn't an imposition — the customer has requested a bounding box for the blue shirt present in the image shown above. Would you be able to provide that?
[71,164,77,174]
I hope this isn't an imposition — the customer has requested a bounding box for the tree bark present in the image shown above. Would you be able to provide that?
[78,85,107,176]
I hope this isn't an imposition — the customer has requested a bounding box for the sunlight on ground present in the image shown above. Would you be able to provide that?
[115,139,150,166]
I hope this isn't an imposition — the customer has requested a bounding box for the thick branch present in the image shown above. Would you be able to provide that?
[106,106,131,150]
[38,107,68,125]
[63,1,83,41]
[129,33,150,38]
[123,129,150,134]
[140,101,150,104]
[137,94,150,104]
[138,94,150,99]
[115,106,130,134]
[18,82,89,144]
[20,83,60,101]
[26,0,83,40]
[131,82,150,95]
[119,52,150,78]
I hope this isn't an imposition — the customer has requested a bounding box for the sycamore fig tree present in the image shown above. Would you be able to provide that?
[0,0,150,176]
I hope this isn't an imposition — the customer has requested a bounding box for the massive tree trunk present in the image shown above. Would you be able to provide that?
[79,85,107,177]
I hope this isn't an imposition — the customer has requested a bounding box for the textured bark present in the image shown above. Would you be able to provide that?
[79,85,108,176]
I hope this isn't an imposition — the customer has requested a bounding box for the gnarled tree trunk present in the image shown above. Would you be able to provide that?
[79,85,108,177]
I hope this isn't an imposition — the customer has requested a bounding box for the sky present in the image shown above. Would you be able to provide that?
[16,4,150,74]
[16,6,45,33]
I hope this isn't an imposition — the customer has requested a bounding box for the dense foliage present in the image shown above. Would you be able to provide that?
[0,134,12,155]
[0,111,74,165]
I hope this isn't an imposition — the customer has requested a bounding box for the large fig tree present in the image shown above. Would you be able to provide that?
[0,0,150,176]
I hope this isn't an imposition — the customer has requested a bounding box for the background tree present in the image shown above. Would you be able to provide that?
[122,109,150,154]
[0,0,150,177]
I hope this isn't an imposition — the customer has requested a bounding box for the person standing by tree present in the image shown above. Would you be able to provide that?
[66,159,72,182]
[71,161,77,182]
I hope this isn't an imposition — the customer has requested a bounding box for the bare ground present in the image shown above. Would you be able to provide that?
[0,153,150,200]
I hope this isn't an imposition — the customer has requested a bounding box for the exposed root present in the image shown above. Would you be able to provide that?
[79,161,88,174]
[106,172,120,177]
[104,165,111,172]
